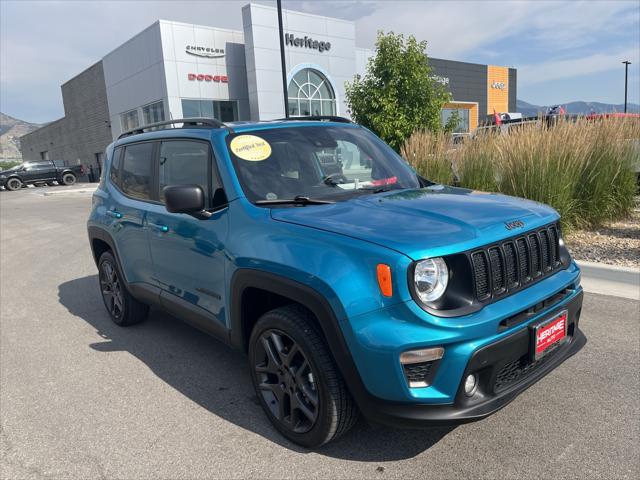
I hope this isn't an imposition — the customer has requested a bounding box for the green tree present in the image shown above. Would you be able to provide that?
[345,32,453,151]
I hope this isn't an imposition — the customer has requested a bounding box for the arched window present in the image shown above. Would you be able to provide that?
[287,68,336,117]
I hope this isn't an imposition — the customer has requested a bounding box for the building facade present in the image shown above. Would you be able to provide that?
[21,2,516,170]
[19,62,113,170]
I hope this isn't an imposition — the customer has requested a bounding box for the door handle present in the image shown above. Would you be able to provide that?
[106,210,122,219]
[148,222,169,233]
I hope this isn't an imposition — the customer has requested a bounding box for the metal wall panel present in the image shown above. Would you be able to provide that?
[428,57,489,123]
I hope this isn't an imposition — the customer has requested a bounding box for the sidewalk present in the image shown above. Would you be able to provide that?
[41,183,97,196]
[577,260,639,301]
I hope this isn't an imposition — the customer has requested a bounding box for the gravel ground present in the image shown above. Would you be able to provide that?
[566,198,640,268]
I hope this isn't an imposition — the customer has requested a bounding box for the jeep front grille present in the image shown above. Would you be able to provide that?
[470,224,562,302]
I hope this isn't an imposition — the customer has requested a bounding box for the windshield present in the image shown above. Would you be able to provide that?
[226,125,420,203]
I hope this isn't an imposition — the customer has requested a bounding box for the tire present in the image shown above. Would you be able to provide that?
[5,178,22,191]
[98,251,148,326]
[249,305,358,447]
[61,172,76,185]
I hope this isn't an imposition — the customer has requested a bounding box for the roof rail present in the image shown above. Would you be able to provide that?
[118,118,226,139]
[276,115,353,124]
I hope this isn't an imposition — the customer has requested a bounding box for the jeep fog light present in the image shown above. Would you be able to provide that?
[414,257,449,303]
[464,373,478,396]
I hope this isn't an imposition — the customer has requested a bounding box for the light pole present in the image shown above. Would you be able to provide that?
[277,0,289,118]
[622,60,631,113]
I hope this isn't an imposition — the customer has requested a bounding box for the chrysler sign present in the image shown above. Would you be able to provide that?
[285,33,331,53]
[186,45,225,58]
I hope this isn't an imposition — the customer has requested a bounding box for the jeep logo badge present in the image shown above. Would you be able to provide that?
[505,220,525,230]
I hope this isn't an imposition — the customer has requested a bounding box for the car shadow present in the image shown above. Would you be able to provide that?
[58,275,454,460]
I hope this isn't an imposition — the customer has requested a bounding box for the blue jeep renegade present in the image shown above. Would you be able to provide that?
[88,117,585,447]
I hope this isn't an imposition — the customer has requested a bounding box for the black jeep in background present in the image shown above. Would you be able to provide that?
[0,160,85,191]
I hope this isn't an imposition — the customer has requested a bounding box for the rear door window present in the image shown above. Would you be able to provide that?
[120,143,153,200]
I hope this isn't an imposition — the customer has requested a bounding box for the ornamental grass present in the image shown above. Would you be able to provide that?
[402,117,639,231]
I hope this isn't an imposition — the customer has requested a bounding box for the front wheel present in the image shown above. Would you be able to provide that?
[5,178,22,191]
[249,305,358,447]
[61,173,76,185]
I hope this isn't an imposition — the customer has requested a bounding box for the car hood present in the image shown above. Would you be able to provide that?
[270,186,559,260]
[0,168,20,175]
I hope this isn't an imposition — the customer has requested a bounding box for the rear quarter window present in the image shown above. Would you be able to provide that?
[120,143,153,200]
[109,147,122,187]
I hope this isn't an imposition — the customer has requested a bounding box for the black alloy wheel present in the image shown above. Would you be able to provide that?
[249,305,358,447]
[100,258,124,321]
[254,329,319,433]
[97,251,148,326]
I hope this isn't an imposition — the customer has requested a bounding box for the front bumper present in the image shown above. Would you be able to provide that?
[337,262,585,426]
[356,290,585,427]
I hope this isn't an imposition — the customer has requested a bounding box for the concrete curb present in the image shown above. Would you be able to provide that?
[577,260,640,301]
[42,186,97,196]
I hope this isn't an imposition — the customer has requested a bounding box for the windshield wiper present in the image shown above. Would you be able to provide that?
[357,186,394,194]
[255,195,335,206]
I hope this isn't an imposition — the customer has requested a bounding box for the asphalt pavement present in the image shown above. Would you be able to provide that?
[1,185,639,479]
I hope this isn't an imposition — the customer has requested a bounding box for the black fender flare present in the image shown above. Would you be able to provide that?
[87,226,133,285]
[229,268,374,412]
[87,225,117,265]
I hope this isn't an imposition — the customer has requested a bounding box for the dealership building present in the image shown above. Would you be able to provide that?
[20,2,517,171]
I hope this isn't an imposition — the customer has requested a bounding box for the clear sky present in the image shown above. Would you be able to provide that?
[1,0,639,123]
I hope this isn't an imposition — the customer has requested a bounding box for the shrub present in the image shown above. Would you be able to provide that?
[402,118,639,231]
[345,32,453,151]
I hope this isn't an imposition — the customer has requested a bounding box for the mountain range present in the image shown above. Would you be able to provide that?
[0,113,41,161]
[516,100,640,117]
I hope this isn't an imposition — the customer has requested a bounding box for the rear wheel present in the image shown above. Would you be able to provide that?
[61,173,76,185]
[5,178,22,191]
[98,251,148,326]
[249,305,358,447]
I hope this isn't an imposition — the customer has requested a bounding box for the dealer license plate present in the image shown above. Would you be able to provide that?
[533,310,568,360]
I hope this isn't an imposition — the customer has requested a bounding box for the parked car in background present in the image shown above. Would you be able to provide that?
[0,160,84,191]
[88,117,585,447]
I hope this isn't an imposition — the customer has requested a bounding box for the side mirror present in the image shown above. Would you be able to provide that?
[164,185,206,216]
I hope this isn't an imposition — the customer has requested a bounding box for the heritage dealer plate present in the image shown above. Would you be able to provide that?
[533,310,568,360]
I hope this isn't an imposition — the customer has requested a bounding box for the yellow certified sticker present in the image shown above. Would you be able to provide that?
[230,135,272,161]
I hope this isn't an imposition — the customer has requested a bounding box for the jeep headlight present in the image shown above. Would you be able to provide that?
[414,257,449,303]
